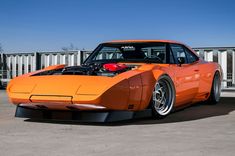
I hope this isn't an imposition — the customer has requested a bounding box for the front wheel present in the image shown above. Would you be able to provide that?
[151,75,176,119]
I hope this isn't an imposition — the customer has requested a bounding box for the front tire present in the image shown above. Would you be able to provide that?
[207,71,221,104]
[151,75,176,119]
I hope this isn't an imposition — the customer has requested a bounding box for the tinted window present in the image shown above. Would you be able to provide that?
[184,48,197,63]
[170,44,186,64]
[141,45,166,63]
[169,49,175,64]
[94,47,122,60]
[87,43,167,63]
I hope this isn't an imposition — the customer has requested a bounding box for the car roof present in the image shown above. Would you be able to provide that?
[104,40,183,45]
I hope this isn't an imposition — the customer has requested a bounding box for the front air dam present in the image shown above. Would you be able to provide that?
[15,106,152,122]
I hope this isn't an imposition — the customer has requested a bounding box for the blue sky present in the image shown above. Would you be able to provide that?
[0,0,235,52]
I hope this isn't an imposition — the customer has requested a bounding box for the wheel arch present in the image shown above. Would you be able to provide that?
[210,63,223,90]
[146,71,176,109]
[205,66,222,101]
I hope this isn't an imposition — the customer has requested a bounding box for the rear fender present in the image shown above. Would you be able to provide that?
[196,62,222,101]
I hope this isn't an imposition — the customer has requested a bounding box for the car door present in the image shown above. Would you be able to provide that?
[169,44,200,106]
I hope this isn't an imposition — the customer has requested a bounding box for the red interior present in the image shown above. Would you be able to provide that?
[103,63,128,72]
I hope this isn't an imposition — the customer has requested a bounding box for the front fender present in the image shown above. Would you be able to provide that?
[138,69,167,110]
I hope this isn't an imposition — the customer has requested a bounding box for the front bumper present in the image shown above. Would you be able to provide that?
[15,106,152,122]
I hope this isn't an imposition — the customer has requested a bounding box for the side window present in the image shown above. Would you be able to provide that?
[184,48,198,63]
[170,44,186,64]
[169,49,175,64]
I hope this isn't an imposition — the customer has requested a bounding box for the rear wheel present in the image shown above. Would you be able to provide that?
[207,72,221,104]
[151,75,175,119]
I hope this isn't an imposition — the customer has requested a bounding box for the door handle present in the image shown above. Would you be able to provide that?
[194,69,199,72]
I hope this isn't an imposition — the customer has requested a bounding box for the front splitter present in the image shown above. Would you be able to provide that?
[15,106,152,122]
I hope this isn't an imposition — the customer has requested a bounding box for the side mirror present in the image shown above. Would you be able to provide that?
[177,57,185,66]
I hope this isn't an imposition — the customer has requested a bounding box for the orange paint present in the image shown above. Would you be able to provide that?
[7,40,222,111]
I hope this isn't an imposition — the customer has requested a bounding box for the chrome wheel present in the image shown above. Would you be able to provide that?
[152,76,175,117]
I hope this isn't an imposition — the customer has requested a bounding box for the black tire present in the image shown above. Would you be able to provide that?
[207,71,221,104]
[151,75,176,119]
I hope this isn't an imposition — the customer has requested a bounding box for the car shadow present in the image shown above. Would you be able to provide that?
[25,97,235,126]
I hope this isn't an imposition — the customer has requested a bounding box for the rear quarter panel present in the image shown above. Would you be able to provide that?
[195,61,222,102]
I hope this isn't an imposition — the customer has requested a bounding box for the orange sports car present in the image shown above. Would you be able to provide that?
[7,40,222,122]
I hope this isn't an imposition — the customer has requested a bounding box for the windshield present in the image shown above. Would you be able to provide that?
[85,42,167,64]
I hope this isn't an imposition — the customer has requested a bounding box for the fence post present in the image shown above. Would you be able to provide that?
[77,50,82,65]
[34,52,41,70]
[233,50,235,86]
[218,50,227,88]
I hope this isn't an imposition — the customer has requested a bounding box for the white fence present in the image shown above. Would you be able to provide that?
[194,47,235,89]
[1,48,235,89]
[0,51,91,80]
